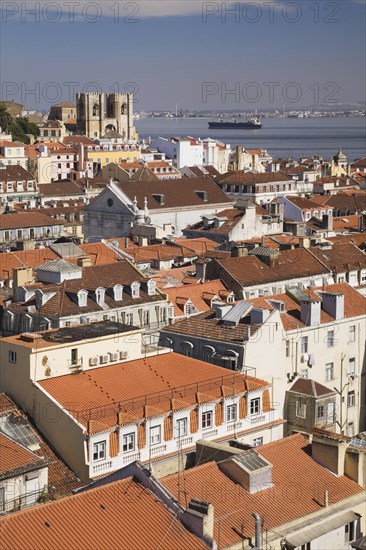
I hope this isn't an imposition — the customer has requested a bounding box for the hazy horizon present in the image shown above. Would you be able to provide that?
[1,1,365,112]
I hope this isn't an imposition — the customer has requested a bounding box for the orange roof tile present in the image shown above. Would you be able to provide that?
[165,280,231,316]
[38,354,268,432]
[0,476,206,550]
[161,434,363,548]
[0,433,49,478]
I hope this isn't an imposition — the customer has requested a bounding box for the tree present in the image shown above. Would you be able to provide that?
[0,102,13,133]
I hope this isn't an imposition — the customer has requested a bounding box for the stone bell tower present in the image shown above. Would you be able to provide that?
[76,92,105,139]
[106,93,134,139]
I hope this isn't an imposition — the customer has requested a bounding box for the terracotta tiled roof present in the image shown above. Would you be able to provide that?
[150,266,199,287]
[311,192,366,212]
[332,214,361,231]
[38,181,85,197]
[248,282,366,331]
[0,248,59,281]
[117,176,232,209]
[161,434,363,548]
[214,247,329,287]
[219,171,289,185]
[172,237,219,255]
[0,393,82,496]
[38,354,267,432]
[165,280,231,316]
[0,212,62,230]
[284,195,333,211]
[0,476,206,550]
[309,242,366,273]
[0,165,35,181]
[0,433,49,479]
[163,308,260,343]
[9,260,163,318]
[289,378,335,397]
[327,233,366,247]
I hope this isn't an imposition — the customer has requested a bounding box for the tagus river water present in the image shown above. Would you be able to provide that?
[135,116,366,161]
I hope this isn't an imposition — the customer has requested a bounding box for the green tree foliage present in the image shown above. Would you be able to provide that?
[0,102,40,144]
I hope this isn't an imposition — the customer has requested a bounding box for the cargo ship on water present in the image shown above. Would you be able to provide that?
[208,116,262,129]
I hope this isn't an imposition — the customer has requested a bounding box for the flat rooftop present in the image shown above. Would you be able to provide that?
[4,321,141,349]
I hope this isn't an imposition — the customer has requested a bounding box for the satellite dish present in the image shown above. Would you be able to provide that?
[42,356,49,366]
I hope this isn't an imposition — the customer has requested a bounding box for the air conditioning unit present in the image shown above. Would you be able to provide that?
[89,357,98,366]
[120,351,128,360]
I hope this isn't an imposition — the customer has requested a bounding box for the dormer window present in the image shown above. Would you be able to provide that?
[113,284,123,301]
[147,280,156,296]
[131,282,140,298]
[95,287,106,304]
[78,289,88,307]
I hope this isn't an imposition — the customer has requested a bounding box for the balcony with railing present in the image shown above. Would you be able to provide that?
[0,488,48,515]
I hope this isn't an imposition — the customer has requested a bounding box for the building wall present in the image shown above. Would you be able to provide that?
[284,316,366,434]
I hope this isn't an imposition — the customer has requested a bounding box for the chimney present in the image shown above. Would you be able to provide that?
[231,245,248,258]
[312,432,348,476]
[195,258,210,282]
[77,255,92,268]
[252,513,261,549]
[321,292,344,320]
[13,266,33,287]
[181,499,215,547]
[322,212,333,231]
[300,299,321,327]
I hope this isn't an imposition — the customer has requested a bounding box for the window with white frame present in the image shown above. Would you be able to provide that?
[349,326,356,343]
[203,346,215,363]
[300,369,309,379]
[301,336,308,354]
[252,436,263,447]
[326,330,335,348]
[143,310,150,326]
[93,441,106,461]
[181,341,193,357]
[348,357,356,374]
[131,282,140,298]
[150,425,161,445]
[250,398,260,415]
[347,422,354,437]
[296,400,306,418]
[8,350,17,363]
[325,362,334,382]
[176,417,188,438]
[122,433,135,453]
[226,404,237,422]
[125,313,133,325]
[316,404,324,421]
[347,391,355,408]
[201,410,213,430]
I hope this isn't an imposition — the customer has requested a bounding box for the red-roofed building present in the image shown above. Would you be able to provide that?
[0,322,283,482]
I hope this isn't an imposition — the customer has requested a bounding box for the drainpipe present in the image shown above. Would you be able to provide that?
[252,512,261,549]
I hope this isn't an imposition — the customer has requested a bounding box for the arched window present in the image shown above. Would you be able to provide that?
[113,284,123,301]
[202,345,215,363]
[121,103,127,115]
[78,289,88,307]
[131,282,140,298]
[95,287,106,305]
[93,104,99,117]
[147,280,156,296]
[223,350,239,370]
[181,341,193,358]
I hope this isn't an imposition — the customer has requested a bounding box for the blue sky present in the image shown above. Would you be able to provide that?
[0,1,365,111]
